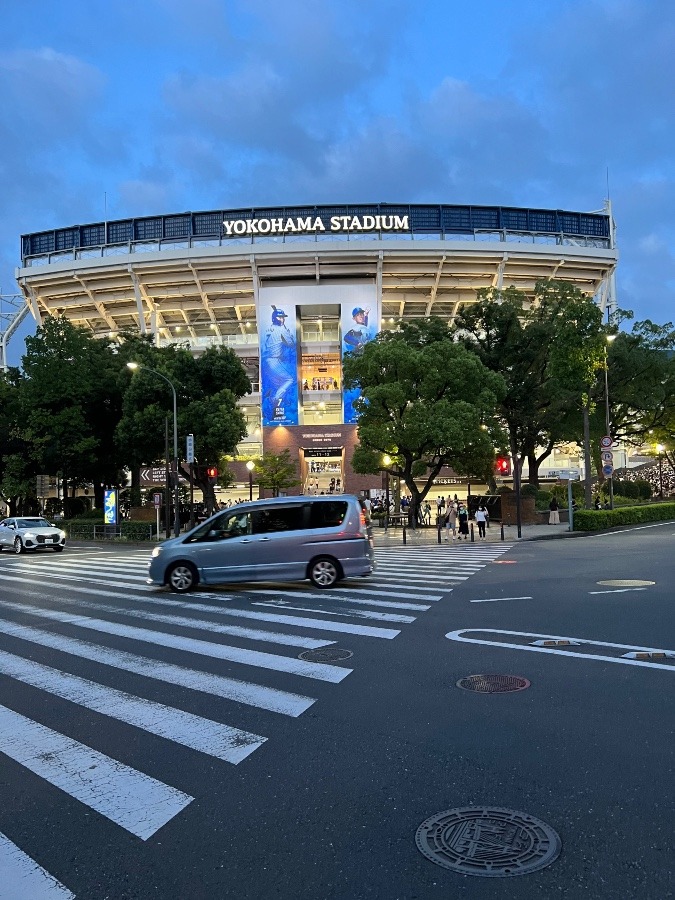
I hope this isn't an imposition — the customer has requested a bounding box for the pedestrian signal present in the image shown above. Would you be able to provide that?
[495,456,511,476]
[206,466,218,478]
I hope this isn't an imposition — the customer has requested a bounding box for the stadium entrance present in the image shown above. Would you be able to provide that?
[301,448,344,495]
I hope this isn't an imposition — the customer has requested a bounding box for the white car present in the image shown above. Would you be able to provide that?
[0,517,66,554]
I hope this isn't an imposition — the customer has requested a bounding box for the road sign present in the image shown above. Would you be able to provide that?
[186,433,195,464]
[600,435,613,449]
[556,469,580,480]
[601,451,614,463]
[602,464,614,477]
[153,492,162,509]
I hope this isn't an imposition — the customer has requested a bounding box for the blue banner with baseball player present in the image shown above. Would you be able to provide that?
[103,489,118,525]
[341,296,377,423]
[259,296,299,426]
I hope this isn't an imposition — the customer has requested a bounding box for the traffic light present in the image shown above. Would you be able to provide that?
[495,456,511,476]
[206,466,218,478]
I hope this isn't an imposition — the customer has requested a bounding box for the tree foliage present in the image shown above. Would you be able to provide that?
[252,449,301,497]
[453,281,605,486]
[343,318,505,518]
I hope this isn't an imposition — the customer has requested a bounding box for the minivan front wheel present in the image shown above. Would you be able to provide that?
[167,562,198,593]
[309,556,340,588]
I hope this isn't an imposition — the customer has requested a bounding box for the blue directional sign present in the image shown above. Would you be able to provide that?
[602,464,614,477]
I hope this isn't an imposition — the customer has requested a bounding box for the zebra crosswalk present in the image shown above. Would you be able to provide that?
[0,541,512,896]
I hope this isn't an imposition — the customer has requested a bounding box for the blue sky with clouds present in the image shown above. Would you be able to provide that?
[2,0,673,363]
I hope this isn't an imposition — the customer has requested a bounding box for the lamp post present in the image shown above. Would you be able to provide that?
[656,444,664,499]
[604,334,617,510]
[383,455,391,530]
[246,460,255,502]
[127,363,181,537]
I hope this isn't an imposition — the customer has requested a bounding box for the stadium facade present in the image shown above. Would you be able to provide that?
[15,203,618,497]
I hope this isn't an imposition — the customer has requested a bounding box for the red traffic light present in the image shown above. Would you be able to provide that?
[495,456,511,476]
[206,466,218,478]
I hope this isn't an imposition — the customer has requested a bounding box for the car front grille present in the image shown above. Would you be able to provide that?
[36,533,61,544]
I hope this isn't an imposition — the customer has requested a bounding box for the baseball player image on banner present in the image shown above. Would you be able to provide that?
[259,301,299,426]
[341,301,377,424]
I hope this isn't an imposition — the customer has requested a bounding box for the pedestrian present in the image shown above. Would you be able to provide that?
[458,503,469,540]
[475,503,488,540]
[549,496,560,525]
[445,503,457,541]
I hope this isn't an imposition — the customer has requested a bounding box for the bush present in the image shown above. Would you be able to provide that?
[636,479,653,500]
[573,502,675,531]
[520,484,539,498]
[59,519,157,541]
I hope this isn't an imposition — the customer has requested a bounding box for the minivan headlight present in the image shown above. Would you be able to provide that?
[151,546,162,558]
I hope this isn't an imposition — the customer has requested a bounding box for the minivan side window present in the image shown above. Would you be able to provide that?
[252,506,307,535]
[309,501,348,529]
[186,510,251,542]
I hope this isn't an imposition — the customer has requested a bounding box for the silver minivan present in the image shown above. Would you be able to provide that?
[147,495,374,593]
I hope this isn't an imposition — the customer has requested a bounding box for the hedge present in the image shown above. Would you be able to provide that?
[573,503,675,531]
[58,519,157,541]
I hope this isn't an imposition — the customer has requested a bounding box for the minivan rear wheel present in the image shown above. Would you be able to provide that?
[309,556,340,588]
[167,561,198,593]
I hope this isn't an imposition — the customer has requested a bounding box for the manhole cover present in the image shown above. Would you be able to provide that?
[415,806,561,877]
[298,648,353,662]
[597,579,654,587]
[456,674,530,693]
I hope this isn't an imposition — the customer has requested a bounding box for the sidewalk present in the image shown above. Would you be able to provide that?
[373,521,574,547]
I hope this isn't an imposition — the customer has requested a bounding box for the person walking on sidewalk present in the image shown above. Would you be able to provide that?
[445,503,457,541]
[475,503,488,540]
[549,496,560,525]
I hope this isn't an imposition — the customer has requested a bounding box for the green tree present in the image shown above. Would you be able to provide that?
[454,281,605,489]
[0,368,40,515]
[252,450,301,497]
[117,342,250,512]
[343,318,505,523]
[19,317,127,508]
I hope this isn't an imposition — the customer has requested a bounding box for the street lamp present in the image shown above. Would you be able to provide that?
[383,455,391,530]
[246,460,255,501]
[127,362,181,537]
[656,444,664,499]
[604,334,617,510]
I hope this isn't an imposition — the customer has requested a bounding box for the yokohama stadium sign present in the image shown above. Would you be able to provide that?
[222,213,409,237]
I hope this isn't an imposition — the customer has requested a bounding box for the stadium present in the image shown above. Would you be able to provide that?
[13,202,618,498]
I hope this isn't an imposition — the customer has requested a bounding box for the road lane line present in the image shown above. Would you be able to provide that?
[470,596,533,603]
[0,705,193,840]
[250,602,415,623]
[0,618,315,716]
[0,602,353,682]
[0,831,74,899]
[0,649,266,764]
[445,628,675,672]
[589,589,648,594]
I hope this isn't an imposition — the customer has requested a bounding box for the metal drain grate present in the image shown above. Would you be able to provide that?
[456,674,530,693]
[415,806,561,877]
[298,648,353,662]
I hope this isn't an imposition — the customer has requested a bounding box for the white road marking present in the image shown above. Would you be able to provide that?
[0,704,193,840]
[0,584,399,640]
[0,831,74,899]
[0,649,266,764]
[470,596,533,603]
[250,602,415,623]
[0,566,142,591]
[592,521,675,535]
[0,618,314,716]
[0,602,353,682]
[589,589,648,595]
[244,588,431,610]
[339,586,447,599]
[445,628,675,671]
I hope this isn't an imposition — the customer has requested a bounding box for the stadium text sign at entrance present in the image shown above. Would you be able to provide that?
[223,214,410,237]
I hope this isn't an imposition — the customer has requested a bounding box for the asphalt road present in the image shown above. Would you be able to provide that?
[0,526,672,899]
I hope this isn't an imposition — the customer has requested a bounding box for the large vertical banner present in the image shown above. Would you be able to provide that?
[341,286,378,424]
[258,289,299,426]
